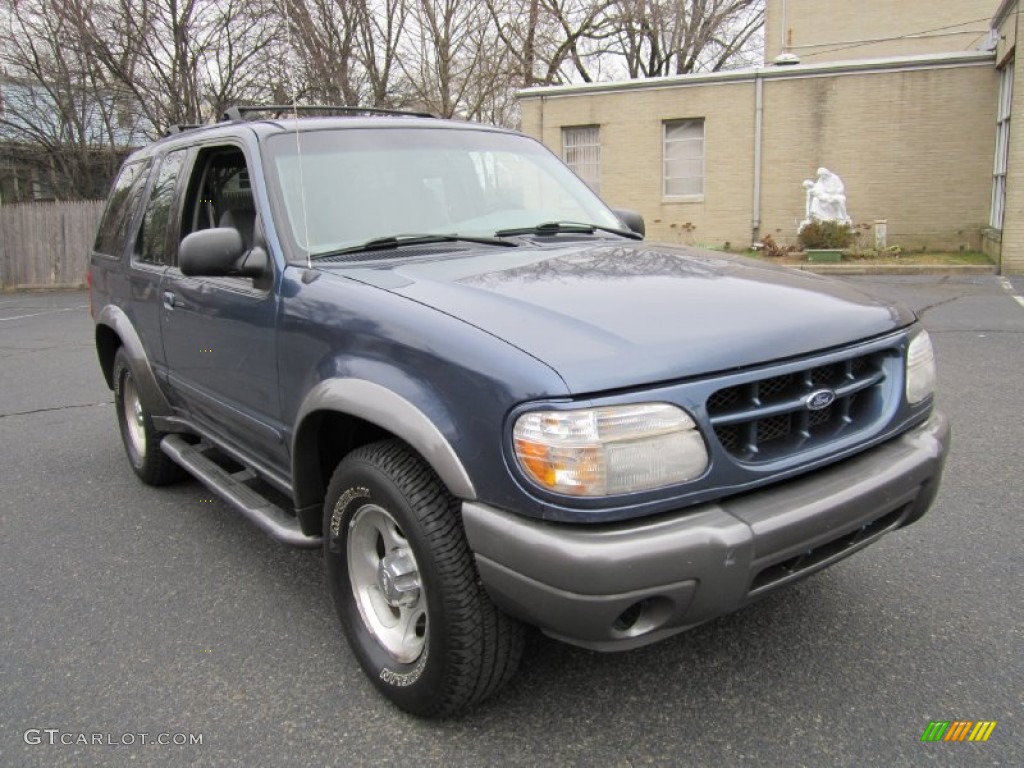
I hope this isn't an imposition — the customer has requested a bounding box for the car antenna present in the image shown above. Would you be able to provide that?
[283,10,313,270]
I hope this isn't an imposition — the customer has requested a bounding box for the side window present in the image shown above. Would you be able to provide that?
[663,118,705,199]
[135,150,186,266]
[181,146,258,251]
[94,159,152,257]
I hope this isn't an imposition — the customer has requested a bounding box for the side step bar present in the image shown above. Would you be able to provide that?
[161,435,321,549]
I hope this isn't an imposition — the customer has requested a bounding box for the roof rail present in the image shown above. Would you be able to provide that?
[163,124,203,136]
[220,105,437,122]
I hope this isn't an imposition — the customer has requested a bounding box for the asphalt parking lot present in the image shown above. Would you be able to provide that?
[1,276,1022,767]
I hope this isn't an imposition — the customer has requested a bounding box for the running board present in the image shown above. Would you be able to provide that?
[161,434,321,548]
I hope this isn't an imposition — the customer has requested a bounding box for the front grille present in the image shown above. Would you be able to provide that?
[707,351,889,462]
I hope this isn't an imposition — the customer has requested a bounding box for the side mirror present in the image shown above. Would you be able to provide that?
[179,228,267,278]
[612,208,645,237]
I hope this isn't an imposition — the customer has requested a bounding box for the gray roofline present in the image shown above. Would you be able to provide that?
[517,50,996,100]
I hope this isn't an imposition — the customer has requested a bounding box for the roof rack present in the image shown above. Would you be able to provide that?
[220,105,437,122]
[163,123,203,136]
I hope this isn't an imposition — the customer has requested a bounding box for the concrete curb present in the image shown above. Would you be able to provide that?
[2,283,87,294]
[792,264,998,276]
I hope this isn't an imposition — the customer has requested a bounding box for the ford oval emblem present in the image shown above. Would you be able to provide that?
[806,389,836,411]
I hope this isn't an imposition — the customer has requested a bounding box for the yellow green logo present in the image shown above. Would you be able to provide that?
[921,721,997,742]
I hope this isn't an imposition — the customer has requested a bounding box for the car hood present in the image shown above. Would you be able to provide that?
[341,241,913,393]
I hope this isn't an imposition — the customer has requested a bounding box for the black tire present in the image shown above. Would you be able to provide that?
[323,439,524,717]
[112,348,184,486]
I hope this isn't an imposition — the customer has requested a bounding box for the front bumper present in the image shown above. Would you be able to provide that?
[463,412,950,651]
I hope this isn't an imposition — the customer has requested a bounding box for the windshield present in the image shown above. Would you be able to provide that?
[263,126,623,260]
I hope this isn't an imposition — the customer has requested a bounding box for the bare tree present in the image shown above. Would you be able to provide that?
[0,0,768,202]
[278,0,363,105]
[541,0,622,83]
[484,0,614,88]
[398,0,503,119]
[352,0,408,108]
[76,0,281,133]
[271,1,411,110]
[0,0,144,199]
[611,0,764,78]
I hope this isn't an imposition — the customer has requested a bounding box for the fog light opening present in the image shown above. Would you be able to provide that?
[613,600,647,632]
[611,596,673,637]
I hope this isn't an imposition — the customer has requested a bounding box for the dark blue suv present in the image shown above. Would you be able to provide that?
[90,107,949,717]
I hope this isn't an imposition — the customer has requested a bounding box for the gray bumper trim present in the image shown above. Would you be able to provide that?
[463,412,950,651]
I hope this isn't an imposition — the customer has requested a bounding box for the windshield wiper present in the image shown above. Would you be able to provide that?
[494,221,642,240]
[311,233,518,260]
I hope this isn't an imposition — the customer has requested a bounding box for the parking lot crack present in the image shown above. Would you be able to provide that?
[916,296,960,315]
[0,402,112,419]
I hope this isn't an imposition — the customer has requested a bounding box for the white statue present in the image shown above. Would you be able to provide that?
[799,167,851,231]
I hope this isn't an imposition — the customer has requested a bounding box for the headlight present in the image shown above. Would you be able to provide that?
[906,330,936,404]
[512,403,708,497]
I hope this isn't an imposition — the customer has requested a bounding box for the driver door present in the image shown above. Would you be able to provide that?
[159,143,288,473]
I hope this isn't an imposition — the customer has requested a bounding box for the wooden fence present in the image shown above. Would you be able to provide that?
[0,200,105,290]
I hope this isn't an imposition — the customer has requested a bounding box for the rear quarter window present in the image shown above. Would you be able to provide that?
[136,150,187,266]
[94,159,152,258]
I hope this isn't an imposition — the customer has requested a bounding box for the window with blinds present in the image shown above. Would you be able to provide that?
[562,125,601,193]
[663,119,705,198]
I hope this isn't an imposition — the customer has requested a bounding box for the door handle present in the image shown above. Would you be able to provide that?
[162,291,177,310]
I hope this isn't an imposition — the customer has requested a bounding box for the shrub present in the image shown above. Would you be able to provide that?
[758,234,796,258]
[798,220,853,250]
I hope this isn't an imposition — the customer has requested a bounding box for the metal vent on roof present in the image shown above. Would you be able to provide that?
[773,52,801,66]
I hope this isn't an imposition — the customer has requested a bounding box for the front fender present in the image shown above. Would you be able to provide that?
[292,378,476,512]
[95,304,173,417]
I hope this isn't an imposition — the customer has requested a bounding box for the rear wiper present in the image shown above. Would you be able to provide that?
[494,221,642,240]
[311,233,518,260]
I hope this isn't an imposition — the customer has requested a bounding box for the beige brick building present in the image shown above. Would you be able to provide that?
[993,0,1024,274]
[764,0,995,64]
[519,0,1024,275]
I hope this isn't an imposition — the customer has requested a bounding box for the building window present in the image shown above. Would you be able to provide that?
[562,125,600,193]
[991,63,1013,230]
[663,118,704,198]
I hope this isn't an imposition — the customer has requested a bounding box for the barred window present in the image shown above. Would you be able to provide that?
[562,125,600,193]
[663,119,705,198]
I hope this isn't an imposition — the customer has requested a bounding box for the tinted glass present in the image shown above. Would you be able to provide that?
[137,150,186,265]
[93,160,151,257]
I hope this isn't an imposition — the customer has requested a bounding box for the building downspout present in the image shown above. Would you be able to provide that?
[540,94,546,146]
[1007,2,1021,275]
[752,73,764,246]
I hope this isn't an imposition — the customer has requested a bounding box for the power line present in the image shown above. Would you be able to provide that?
[793,15,996,59]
